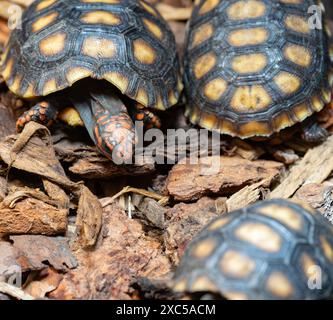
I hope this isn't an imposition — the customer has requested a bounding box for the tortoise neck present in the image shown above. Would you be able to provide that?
[68,80,127,142]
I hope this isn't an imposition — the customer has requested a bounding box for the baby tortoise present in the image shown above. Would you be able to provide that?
[1,0,182,161]
[184,0,333,142]
[174,199,333,300]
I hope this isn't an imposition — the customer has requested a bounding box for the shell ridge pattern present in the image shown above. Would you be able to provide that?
[185,0,331,137]
[174,199,333,299]
[1,0,181,109]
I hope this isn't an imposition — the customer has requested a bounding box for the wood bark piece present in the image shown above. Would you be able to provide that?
[167,156,283,201]
[53,135,156,178]
[75,186,103,248]
[69,157,155,178]
[0,103,16,139]
[293,183,333,224]
[0,282,34,300]
[0,123,76,190]
[42,179,70,210]
[0,241,32,278]
[226,181,266,212]
[231,139,265,161]
[0,197,68,235]
[270,135,333,199]
[0,123,102,247]
[0,176,6,201]
[10,235,77,271]
[267,147,299,164]
[132,196,167,228]
[164,197,226,265]
[2,187,61,208]
[50,203,172,300]
[24,267,63,299]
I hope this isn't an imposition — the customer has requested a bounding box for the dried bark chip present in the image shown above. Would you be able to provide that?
[0,197,68,236]
[43,180,70,210]
[0,241,32,281]
[293,183,333,223]
[0,176,7,201]
[75,186,103,248]
[53,133,155,178]
[167,156,283,201]
[24,267,63,299]
[10,235,77,272]
[226,181,267,212]
[0,123,102,247]
[0,103,16,139]
[270,135,333,199]
[164,197,226,265]
[69,157,155,179]
[50,203,172,300]
[0,123,76,190]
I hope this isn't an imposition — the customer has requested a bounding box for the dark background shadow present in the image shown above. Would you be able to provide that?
[323,0,333,19]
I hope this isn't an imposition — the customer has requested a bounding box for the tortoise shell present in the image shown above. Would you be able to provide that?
[184,0,333,138]
[1,0,182,110]
[174,199,333,300]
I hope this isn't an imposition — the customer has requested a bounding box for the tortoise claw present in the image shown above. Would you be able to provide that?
[301,120,328,144]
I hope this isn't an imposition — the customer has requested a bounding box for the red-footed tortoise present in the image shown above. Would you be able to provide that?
[174,199,333,300]
[184,0,333,142]
[1,0,182,162]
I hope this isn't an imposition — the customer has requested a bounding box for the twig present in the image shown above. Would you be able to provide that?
[101,186,169,208]
[0,282,34,300]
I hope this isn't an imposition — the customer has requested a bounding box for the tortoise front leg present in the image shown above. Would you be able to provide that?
[16,101,58,132]
[300,116,328,143]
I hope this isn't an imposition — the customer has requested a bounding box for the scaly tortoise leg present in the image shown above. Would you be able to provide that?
[301,116,328,143]
[130,103,161,130]
[16,101,58,132]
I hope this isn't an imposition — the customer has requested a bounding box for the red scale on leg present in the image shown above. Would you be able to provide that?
[131,103,161,130]
[16,101,58,132]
